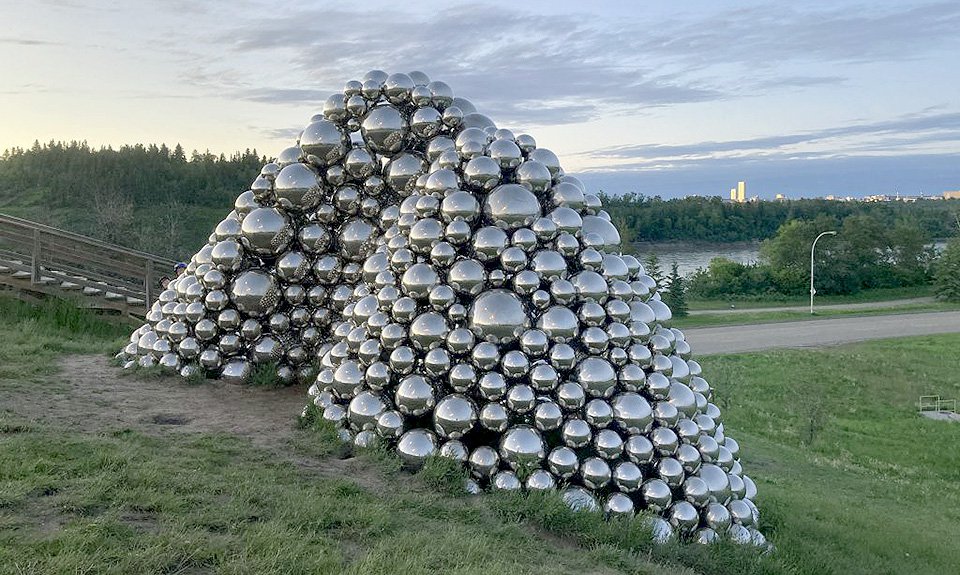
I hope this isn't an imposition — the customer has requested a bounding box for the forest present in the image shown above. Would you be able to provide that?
[601,192,960,244]
[0,141,264,258]
[2,141,958,266]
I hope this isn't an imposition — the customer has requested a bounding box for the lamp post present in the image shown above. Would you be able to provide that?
[810,231,837,314]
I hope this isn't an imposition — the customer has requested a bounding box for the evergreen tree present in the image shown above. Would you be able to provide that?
[935,237,960,302]
[663,261,689,317]
[643,253,665,290]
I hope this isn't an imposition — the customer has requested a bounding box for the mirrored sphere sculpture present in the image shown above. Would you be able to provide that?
[118,71,765,548]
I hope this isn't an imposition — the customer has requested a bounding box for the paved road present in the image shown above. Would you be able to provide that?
[684,310,960,355]
[688,296,934,315]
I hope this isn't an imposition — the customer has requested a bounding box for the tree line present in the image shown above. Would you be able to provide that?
[0,141,264,258]
[682,214,960,300]
[2,141,958,293]
[601,193,960,244]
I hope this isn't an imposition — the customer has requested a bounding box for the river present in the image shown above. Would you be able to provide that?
[632,241,949,277]
[631,242,761,277]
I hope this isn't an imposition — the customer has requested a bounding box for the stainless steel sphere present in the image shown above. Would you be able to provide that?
[433,394,476,438]
[300,119,347,165]
[229,270,280,318]
[547,446,580,478]
[274,163,321,211]
[468,445,500,478]
[240,207,293,257]
[561,486,599,513]
[361,105,408,155]
[604,493,635,519]
[396,428,437,468]
[468,289,529,343]
[525,469,557,491]
[394,374,435,416]
[499,425,545,470]
[484,184,542,229]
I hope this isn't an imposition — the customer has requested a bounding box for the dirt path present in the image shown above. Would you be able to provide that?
[14,355,309,449]
[685,310,960,355]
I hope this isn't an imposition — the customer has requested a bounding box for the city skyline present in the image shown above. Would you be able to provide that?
[1,0,958,198]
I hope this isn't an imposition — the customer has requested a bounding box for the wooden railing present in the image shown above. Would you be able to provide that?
[0,212,176,311]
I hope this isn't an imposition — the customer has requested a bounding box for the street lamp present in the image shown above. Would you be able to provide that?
[810,230,837,314]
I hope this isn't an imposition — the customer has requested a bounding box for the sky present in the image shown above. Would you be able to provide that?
[1,0,958,199]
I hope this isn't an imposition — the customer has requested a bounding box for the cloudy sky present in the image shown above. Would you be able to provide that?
[2,0,958,198]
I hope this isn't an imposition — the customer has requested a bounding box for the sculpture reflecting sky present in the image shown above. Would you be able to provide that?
[119,71,767,547]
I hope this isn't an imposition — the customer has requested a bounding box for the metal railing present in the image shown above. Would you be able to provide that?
[918,395,958,414]
[0,212,176,310]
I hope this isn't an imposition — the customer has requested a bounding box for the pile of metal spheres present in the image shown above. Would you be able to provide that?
[118,70,766,547]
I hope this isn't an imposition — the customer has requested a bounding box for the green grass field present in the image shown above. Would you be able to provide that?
[1,295,958,574]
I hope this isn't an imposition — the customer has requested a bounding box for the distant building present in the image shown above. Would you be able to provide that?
[727,181,747,203]
[945,191,960,199]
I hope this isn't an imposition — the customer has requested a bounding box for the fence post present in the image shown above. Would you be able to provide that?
[31,228,41,283]
[144,259,154,305]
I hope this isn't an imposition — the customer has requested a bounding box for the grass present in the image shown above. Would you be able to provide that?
[673,301,960,329]
[704,335,960,574]
[687,284,936,310]
[0,295,131,384]
[2,295,960,574]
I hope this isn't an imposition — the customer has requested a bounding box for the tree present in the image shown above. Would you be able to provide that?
[935,237,960,302]
[663,262,689,317]
[643,253,666,291]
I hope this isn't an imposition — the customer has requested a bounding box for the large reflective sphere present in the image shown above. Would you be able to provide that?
[240,207,293,257]
[300,119,347,165]
[499,425,546,470]
[274,163,322,211]
[468,289,529,343]
[484,184,542,229]
[396,428,437,468]
[433,394,476,438]
[361,105,408,155]
[340,219,377,261]
[581,215,621,249]
[229,270,280,318]
[576,357,617,398]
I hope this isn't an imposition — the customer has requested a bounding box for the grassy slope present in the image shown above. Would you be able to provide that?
[686,285,937,310]
[0,297,766,575]
[706,336,960,574]
[2,295,959,574]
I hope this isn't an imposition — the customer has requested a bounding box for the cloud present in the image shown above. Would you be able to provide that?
[0,37,62,47]
[0,82,52,95]
[582,111,960,165]
[576,153,960,199]
[188,5,724,125]
[177,2,959,128]
[258,126,302,141]
[632,3,960,68]
[238,88,330,105]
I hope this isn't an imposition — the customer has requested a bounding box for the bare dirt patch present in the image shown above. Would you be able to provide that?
[8,355,308,449]
[4,354,391,493]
